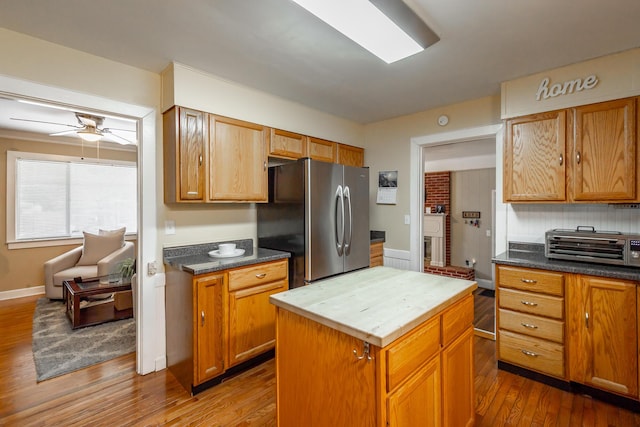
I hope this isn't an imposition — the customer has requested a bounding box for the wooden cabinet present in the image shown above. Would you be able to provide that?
[370,241,383,267]
[268,128,307,160]
[504,110,566,202]
[337,143,364,167]
[194,274,225,385]
[209,115,268,202]
[163,106,207,202]
[165,258,288,393]
[568,275,638,398]
[503,97,638,203]
[496,265,567,379]
[275,293,474,426]
[568,98,637,202]
[308,136,337,163]
[163,106,268,203]
[227,260,288,367]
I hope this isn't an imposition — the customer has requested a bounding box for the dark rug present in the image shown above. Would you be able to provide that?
[479,289,495,298]
[32,297,135,382]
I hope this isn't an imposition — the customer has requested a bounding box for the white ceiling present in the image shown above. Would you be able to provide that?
[1,0,640,131]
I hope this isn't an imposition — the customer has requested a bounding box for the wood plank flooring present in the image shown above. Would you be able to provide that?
[2,295,640,426]
[473,287,495,333]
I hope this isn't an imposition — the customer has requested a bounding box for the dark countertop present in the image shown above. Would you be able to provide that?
[370,230,386,243]
[163,240,290,276]
[493,242,640,281]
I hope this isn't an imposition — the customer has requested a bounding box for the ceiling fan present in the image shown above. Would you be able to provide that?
[11,112,136,145]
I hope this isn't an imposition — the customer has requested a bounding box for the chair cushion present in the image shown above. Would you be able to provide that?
[77,229,125,266]
[53,265,98,287]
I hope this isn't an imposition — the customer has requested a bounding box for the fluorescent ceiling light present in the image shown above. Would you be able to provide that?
[291,0,424,63]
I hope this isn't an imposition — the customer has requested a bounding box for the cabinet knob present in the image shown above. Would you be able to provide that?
[559,153,563,166]
[201,310,205,326]
[199,154,203,166]
[576,151,581,164]
[585,311,589,328]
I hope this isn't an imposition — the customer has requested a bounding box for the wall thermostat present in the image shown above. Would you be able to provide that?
[438,115,449,126]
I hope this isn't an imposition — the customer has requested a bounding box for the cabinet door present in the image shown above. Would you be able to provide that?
[195,274,225,385]
[442,327,475,427]
[570,98,637,201]
[337,143,364,167]
[370,242,383,267]
[504,110,566,202]
[308,136,337,163]
[163,106,207,202]
[388,356,441,427]
[269,128,307,159]
[228,279,287,367]
[209,115,267,201]
[568,275,638,397]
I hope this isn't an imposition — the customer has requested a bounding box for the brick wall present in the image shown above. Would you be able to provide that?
[424,265,475,281]
[424,171,451,265]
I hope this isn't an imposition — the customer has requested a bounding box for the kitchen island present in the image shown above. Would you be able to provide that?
[270,266,477,427]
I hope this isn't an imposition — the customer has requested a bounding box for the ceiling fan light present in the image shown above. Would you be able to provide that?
[77,130,102,142]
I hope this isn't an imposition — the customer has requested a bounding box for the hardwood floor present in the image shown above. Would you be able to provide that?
[474,287,495,333]
[2,295,640,426]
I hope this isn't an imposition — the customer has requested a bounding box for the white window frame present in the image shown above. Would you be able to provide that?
[6,150,137,249]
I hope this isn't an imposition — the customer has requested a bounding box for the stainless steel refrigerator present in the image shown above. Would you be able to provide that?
[258,158,370,288]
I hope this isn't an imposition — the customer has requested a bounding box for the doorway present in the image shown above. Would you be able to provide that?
[409,124,504,339]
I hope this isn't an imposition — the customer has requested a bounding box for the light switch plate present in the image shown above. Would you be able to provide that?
[165,220,175,235]
[404,215,410,225]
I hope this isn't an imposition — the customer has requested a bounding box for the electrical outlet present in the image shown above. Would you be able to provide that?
[486,229,491,237]
[148,261,157,276]
[165,220,175,235]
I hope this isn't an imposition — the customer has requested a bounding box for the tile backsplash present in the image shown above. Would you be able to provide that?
[506,204,640,243]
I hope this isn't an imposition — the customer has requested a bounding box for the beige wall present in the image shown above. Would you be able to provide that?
[364,95,502,251]
[0,136,136,292]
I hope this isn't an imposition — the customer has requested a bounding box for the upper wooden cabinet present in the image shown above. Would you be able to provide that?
[503,97,638,203]
[268,128,307,160]
[163,106,207,202]
[569,98,637,202]
[163,107,268,203]
[504,110,566,202]
[308,136,337,163]
[337,143,365,167]
[209,115,267,202]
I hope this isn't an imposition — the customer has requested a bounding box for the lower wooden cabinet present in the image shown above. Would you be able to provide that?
[275,293,474,426]
[195,274,225,385]
[227,260,288,367]
[370,241,383,267]
[165,258,288,393]
[568,275,638,398]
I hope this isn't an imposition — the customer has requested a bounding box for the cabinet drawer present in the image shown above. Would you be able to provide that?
[499,288,564,319]
[498,266,564,296]
[499,330,565,378]
[442,294,474,346]
[228,260,288,291]
[498,309,564,343]
[386,316,440,392]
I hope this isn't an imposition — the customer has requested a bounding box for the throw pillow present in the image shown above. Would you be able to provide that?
[77,229,125,266]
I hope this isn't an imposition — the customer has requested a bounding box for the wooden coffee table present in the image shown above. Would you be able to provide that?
[63,279,133,329]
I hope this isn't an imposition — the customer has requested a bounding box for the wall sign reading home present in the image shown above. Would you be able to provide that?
[535,74,599,101]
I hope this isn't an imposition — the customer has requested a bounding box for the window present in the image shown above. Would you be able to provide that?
[7,151,137,246]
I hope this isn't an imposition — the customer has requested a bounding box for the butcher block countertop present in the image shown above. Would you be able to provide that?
[270,266,477,347]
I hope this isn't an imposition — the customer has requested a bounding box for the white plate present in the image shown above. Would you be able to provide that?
[208,248,245,258]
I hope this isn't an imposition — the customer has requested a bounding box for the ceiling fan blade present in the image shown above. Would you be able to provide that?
[11,117,81,129]
[102,129,136,145]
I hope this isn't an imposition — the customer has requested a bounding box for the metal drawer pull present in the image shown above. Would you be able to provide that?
[520,300,538,307]
[521,322,538,329]
[520,278,537,284]
[521,349,538,357]
[187,191,198,195]
[255,273,267,279]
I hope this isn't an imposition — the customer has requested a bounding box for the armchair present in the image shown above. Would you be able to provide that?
[44,229,134,300]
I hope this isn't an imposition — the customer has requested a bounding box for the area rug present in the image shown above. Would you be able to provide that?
[32,297,135,382]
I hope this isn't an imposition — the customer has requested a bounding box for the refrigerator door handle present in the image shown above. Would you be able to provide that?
[335,185,344,256]
[344,185,352,255]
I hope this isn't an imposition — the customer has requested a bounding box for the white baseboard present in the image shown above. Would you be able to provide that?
[0,285,45,301]
[383,248,411,270]
[476,278,494,290]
